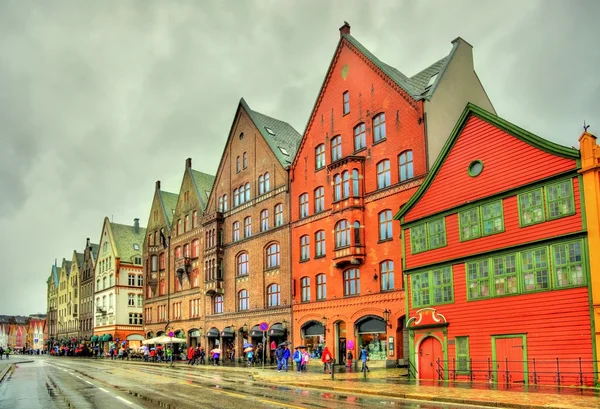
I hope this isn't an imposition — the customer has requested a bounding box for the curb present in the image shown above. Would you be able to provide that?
[0,365,13,384]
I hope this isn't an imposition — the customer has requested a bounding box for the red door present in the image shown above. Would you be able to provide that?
[418,337,443,380]
[495,337,526,384]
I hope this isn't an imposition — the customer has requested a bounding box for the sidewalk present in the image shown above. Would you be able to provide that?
[0,357,33,383]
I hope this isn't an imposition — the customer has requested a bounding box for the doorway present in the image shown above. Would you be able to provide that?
[418,336,443,380]
[493,335,527,385]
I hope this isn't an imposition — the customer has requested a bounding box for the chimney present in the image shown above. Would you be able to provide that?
[134,218,140,233]
[339,21,350,37]
[156,180,161,190]
[186,158,192,168]
[86,237,90,248]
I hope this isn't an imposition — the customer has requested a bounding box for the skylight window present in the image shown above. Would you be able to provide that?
[279,147,289,156]
[426,73,438,89]
[265,127,275,136]
[133,244,140,250]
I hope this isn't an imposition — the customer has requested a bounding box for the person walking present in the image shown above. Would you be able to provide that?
[347,350,353,370]
[199,347,206,365]
[166,347,173,365]
[212,350,220,366]
[360,346,370,372]
[5,346,11,360]
[321,345,333,373]
[0,346,3,360]
[230,346,235,363]
[282,345,291,372]
[275,346,284,372]
[301,349,310,372]
[187,346,195,365]
[293,348,302,372]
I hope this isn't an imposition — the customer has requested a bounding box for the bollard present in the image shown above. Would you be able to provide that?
[363,362,367,379]
[331,362,335,380]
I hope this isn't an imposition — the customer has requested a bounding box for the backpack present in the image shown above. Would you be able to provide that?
[293,350,301,363]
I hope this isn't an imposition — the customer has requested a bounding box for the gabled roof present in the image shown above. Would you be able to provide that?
[75,252,84,269]
[241,98,302,168]
[159,190,179,227]
[394,103,580,222]
[62,260,72,276]
[90,243,99,260]
[109,221,146,261]
[51,264,59,287]
[190,170,215,211]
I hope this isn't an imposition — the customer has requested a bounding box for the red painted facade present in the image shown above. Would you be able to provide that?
[397,108,594,386]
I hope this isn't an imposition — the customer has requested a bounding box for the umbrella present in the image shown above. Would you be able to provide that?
[278,342,289,347]
[211,348,222,354]
[243,343,253,348]
[243,347,253,353]
[295,345,307,349]
[153,335,186,344]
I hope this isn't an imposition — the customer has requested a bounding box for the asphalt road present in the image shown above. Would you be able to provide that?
[0,357,494,409]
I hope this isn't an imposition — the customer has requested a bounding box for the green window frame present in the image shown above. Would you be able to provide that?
[520,247,550,293]
[411,266,454,308]
[411,224,427,254]
[481,201,504,236]
[552,241,584,288]
[466,260,490,300]
[518,188,545,226]
[545,180,575,220]
[459,200,503,242]
[455,336,470,374]
[459,208,480,241]
[410,218,446,254]
[492,254,518,296]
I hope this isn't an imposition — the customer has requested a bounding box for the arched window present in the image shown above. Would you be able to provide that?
[266,243,280,268]
[264,172,270,192]
[300,235,310,261]
[315,144,326,169]
[192,239,200,258]
[342,171,350,198]
[373,113,386,142]
[260,209,269,232]
[232,221,240,241]
[354,123,366,151]
[315,230,326,257]
[344,268,360,296]
[234,188,239,207]
[331,135,342,161]
[299,193,309,218]
[314,186,324,213]
[399,150,414,181]
[159,279,165,295]
[103,277,107,290]
[352,169,360,196]
[335,220,350,248]
[175,246,182,259]
[244,216,252,238]
[243,152,248,169]
[183,243,190,258]
[300,277,311,302]
[218,196,224,211]
[377,160,391,189]
[316,273,327,300]
[245,182,251,202]
[334,174,341,201]
[274,203,284,226]
[379,210,393,240]
[96,278,100,289]
[238,290,249,311]
[214,295,223,314]
[380,260,395,291]
[353,221,361,245]
[267,284,281,307]
[237,253,249,276]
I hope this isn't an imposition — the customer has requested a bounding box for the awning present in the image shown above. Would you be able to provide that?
[250,325,263,338]
[126,334,144,341]
[206,328,220,338]
[101,334,113,342]
[220,327,235,337]
[90,335,98,342]
[357,317,386,334]
[268,323,285,337]
[303,322,324,336]
[189,329,201,337]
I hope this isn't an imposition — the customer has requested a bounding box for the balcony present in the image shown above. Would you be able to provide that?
[204,279,224,295]
[333,245,366,268]
[95,306,106,315]
[175,257,191,274]
[331,196,364,214]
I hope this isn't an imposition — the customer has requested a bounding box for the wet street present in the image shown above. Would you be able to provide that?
[0,356,494,409]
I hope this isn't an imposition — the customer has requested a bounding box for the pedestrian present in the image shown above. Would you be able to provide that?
[212,350,220,366]
[187,346,195,365]
[247,349,254,366]
[360,345,370,372]
[293,348,301,372]
[347,350,353,369]
[199,348,206,365]
[5,346,10,360]
[301,349,310,372]
[282,345,290,372]
[230,346,235,363]
[322,345,333,373]
[0,346,3,360]
[270,340,276,365]
[166,347,173,364]
[275,346,284,372]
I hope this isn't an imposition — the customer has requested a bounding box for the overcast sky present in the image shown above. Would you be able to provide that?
[0,0,598,316]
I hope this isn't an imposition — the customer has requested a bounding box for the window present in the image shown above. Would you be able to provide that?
[192,239,200,258]
[137,294,143,307]
[259,173,271,195]
[518,188,544,226]
[399,150,414,181]
[192,210,198,228]
[260,210,269,232]
[236,156,241,173]
[233,221,240,242]
[214,295,223,314]
[192,269,199,287]
[553,241,584,288]
[334,174,341,201]
[335,220,351,248]
[459,208,480,241]
[466,260,490,300]
[175,246,183,259]
[456,337,470,374]
[159,279,165,295]
[137,275,143,287]
[237,253,249,276]
[267,284,280,307]
[314,187,324,213]
[183,243,190,258]
[380,261,394,291]
[315,144,326,169]
[177,219,182,236]
[222,195,228,211]
[243,152,248,169]
[108,274,114,287]
[128,294,135,306]
[481,201,504,236]
[109,293,113,308]
[521,247,549,292]
[410,218,446,253]
[299,193,309,218]
[159,252,165,270]
[264,172,270,192]
[301,277,310,302]
[266,243,280,268]
[344,268,360,296]
[352,169,359,196]
[492,254,518,296]
[377,160,391,189]
[546,180,575,219]
[459,200,504,241]
[342,171,350,198]
[343,91,350,115]
[184,214,190,232]
[331,136,342,162]
[102,277,106,289]
[411,266,453,308]
[275,204,284,226]
[234,188,240,207]
[316,273,326,300]
[354,123,366,151]
[238,290,249,311]
[245,182,251,202]
[373,113,386,142]
[379,210,393,241]
[300,235,310,261]
[218,196,224,212]
[315,230,326,257]
[244,217,252,238]
[148,233,153,246]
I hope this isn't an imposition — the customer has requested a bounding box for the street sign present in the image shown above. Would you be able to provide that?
[168,331,174,338]
[259,322,269,331]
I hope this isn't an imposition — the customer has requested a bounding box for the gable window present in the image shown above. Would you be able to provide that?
[243,152,248,169]
[237,253,249,276]
[314,187,324,213]
[315,144,326,170]
[352,169,360,196]
[275,204,284,226]
[335,220,351,248]
[266,243,280,269]
[244,216,252,238]
[377,160,391,189]
[260,209,269,232]
[267,284,280,307]
[299,193,309,218]
[236,156,241,173]
[316,273,326,300]
[301,277,311,302]
[300,235,310,261]
[315,230,326,257]
[192,210,198,228]
[334,174,342,201]
[354,123,366,151]
[192,239,200,258]
[238,289,249,311]
[343,91,350,115]
[232,221,240,242]
[410,218,447,254]
[177,219,182,235]
[459,200,504,241]
[184,214,190,232]
[380,260,394,291]
[259,173,271,195]
[411,266,453,308]
[331,136,342,162]
[399,150,414,181]
[214,295,223,314]
[373,113,386,142]
[344,268,360,296]
[379,210,393,241]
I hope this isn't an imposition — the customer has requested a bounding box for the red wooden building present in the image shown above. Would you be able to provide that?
[395,104,594,385]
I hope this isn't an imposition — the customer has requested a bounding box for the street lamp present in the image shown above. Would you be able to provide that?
[322,316,328,331]
[242,323,248,333]
[282,319,288,330]
[383,309,392,328]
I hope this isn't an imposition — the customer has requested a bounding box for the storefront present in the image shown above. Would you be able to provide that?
[188,329,202,347]
[126,334,144,350]
[206,327,220,350]
[301,321,325,357]
[356,316,387,361]
[220,327,235,361]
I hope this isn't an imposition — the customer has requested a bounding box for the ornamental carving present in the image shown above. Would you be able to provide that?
[406,307,447,328]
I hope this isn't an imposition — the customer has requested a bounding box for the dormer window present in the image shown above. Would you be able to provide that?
[265,127,275,136]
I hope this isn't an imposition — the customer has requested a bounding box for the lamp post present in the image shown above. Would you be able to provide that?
[383,309,391,328]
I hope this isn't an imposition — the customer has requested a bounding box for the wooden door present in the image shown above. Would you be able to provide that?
[494,336,526,384]
[418,337,443,380]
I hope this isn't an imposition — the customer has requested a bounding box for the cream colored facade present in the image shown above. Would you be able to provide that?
[56,259,72,340]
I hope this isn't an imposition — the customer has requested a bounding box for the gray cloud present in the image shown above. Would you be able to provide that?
[0,0,598,315]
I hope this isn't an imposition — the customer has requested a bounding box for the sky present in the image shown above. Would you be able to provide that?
[0,0,599,316]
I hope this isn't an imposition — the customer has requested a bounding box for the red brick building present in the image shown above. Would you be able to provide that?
[395,104,593,385]
[289,22,495,367]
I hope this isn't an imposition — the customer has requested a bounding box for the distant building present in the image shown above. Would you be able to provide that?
[79,238,99,342]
